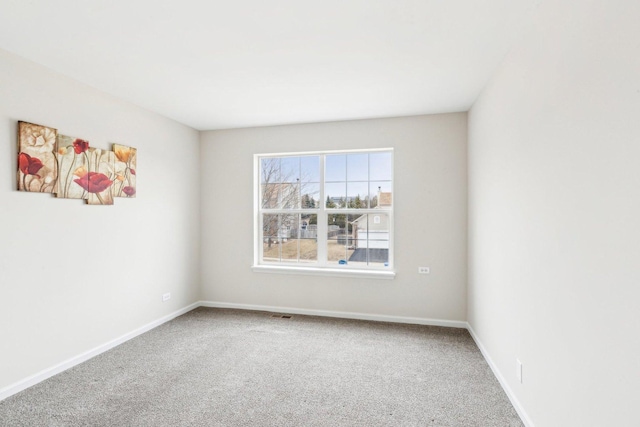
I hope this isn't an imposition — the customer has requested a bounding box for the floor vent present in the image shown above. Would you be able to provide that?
[271,314,293,319]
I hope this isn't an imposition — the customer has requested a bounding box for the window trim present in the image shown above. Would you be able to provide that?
[253,148,395,278]
[251,264,395,279]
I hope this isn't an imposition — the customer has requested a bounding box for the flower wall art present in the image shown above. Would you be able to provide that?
[17,121,137,206]
[113,144,137,198]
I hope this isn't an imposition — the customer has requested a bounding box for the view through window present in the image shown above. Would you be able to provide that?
[256,149,393,271]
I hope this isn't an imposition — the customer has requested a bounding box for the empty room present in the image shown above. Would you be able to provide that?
[0,1,638,426]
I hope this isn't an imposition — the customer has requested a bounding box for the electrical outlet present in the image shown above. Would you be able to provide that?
[162,292,171,302]
[418,267,430,274]
[517,359,523,383]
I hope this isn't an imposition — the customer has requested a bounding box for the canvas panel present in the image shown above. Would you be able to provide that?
[17,121,58,193]
[86,148,115,205]
[113,144,136,198]
[55,135,91,199]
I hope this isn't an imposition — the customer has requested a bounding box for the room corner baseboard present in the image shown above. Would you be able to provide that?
[466,323,535,427]
[198,300,468,329]
[0,302,200,402]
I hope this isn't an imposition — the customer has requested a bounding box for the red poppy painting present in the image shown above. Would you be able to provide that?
[17,121,58,192]
[86,148,115,205]
[18,121,137,205]
[73,172,112,193]
[73,139,89,154]
[123,186,136,197]
[18,152,44,177]
[113,144,137,198]
[55,134,90,200]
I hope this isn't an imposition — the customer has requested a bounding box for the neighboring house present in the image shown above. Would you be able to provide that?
[377,191,392,207]
[351,213,390,249]
[351,192,391,250]
[278,225,292,240]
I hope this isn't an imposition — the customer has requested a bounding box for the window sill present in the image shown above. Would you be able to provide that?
[251,265,396,280]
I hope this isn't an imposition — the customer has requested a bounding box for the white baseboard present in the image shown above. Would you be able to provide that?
[0,302,200,402]
[466,323,535,427]
[199,300,468,329]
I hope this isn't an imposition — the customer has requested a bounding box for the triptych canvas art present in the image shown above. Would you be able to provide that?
[17,121,137,205]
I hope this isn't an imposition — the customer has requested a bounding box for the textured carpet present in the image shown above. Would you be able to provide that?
[0,308,523,426]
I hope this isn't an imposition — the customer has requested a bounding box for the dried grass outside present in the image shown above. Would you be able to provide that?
[263,239,354,262]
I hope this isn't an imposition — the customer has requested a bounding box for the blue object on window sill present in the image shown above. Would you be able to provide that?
[338,259,348,265]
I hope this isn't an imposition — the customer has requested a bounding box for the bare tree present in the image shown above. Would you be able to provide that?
[261,157,318,250]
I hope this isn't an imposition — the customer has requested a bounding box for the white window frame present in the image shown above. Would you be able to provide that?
[252,148,395,280]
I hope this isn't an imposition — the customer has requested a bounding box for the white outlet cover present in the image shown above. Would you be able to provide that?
[516,359,523,383]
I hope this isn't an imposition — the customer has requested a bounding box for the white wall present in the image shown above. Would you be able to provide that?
[468,1,640,426]
[201,114,467,321]
[0,49,201,391]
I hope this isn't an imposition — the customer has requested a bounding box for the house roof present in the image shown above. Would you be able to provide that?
[378,192,392,207]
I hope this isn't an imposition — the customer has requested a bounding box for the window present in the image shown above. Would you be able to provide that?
[254,149,394,278]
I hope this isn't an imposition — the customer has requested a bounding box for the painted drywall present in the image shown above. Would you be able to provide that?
[201,114,467,321]
[0,49,201,391]
[468,1,640,425]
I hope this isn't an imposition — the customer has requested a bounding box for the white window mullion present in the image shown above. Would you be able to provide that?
[296,213,301,263]
[387,211,394,269]
[257,210,263,265]
[254,154,261,266]
[317,155,327,266]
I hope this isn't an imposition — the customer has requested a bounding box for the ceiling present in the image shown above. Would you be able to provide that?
[0,0,538,130]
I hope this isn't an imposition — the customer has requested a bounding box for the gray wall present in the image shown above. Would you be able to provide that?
[0,49,201,391]
[468,1,640,425]
[200,113,468,321]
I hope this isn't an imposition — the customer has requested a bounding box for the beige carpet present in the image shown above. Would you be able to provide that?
[0,308,523,426]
